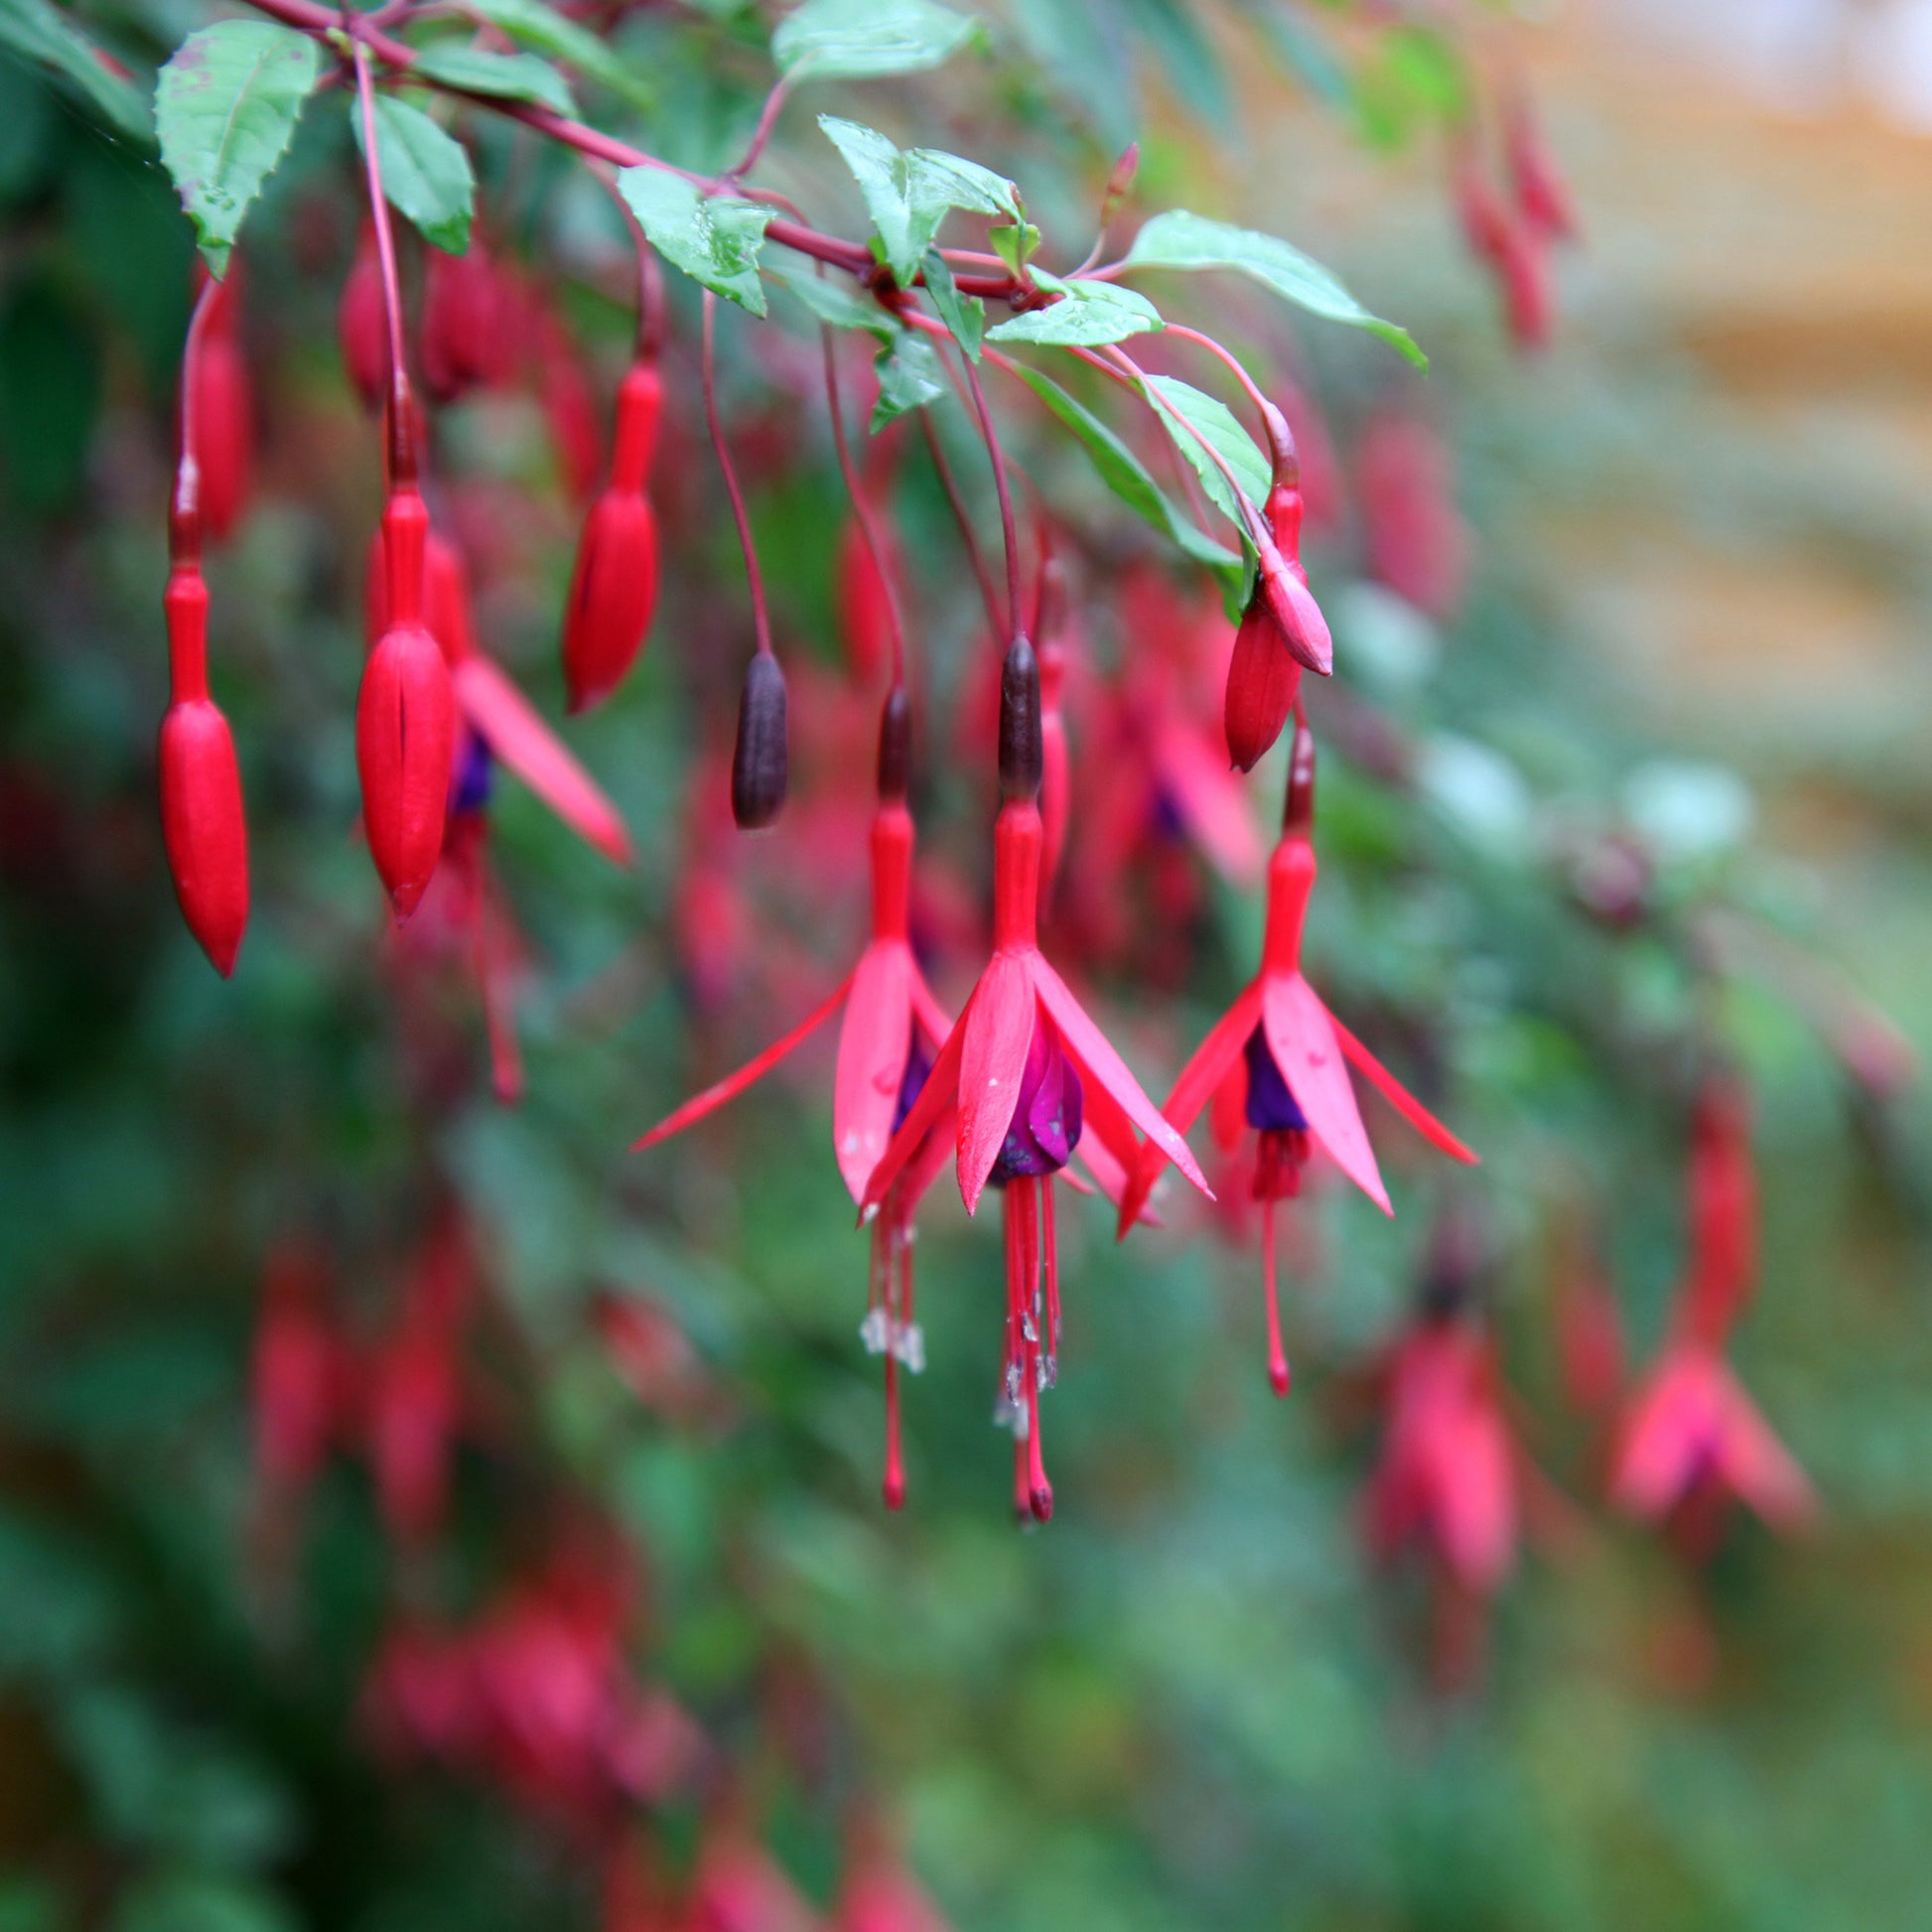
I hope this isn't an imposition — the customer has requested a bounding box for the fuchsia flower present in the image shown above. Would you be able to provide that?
[420,232,506,402]
[1611,1076,1815,1536]
[834,1828,950,1932]
[860,641,1212,1519]
[1356,412,1471,622]
[186,262,254,543]
[247,1241,342,1583]
[683,1831,819,1932]
[1121,717,1476,1393]
[635,691,952,1505]
[1362,1248,1522,1691]
[339,222,386,412]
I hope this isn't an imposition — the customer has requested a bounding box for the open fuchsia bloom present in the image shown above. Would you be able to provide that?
[861,640,1213,1520]
[635,689,952,1506]
[1612,1075,1815,1536]
[1121,716,1477,1394]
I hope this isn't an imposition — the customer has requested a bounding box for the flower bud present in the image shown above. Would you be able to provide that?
[160,691,249,977]
[998,634,1042,802]
[1505,93,1577,240]
[731,652,788,830]
[357,491,456,917]
[876,685,910,802]
[1258,542,1332,678]
[188,270,254,543]
[1223,589,1301,773]
[339,223,387,412]
[420,239,504,404]
[561,361,661,712]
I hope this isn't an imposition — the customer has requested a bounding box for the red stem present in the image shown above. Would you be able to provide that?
[702,291,773,659]
[820,322,904,689]
[350,30,408,408]
[917,409,1002,638]
[953,346,1021,641]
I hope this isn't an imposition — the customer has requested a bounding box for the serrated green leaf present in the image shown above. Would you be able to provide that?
[767,263,898,339]
[407,44,576,117]
[461,0,653,109]
[921,247,982,360]
[1121,207,1426,369]
[1008,360,1239,582]
[350,95,475,253]
[0,0,152,143]
[1139,372,1269,533]
[772,0,981,80]
[870,333,947,430]
[618,168,773,315]
[819,115,1021,286]
[156,22,317,275]
[987,278,1161,346]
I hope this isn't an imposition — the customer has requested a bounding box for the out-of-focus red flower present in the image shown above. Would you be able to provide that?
[683,1831,820,1932]
[421,236,507,402]
[186,263,254,542]
[1356,412,1471,621]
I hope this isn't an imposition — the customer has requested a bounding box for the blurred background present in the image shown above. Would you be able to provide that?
[3,1,1931,1928]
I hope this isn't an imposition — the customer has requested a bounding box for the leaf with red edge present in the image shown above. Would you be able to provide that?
[631,976,851,1151]
[957,951,1038,1214]
[453,656,633,867]
[1327,1007,1478,1164]
[1032,958,1211,1198]
[1262,973,1389,1212]
[833,941,913,1204]
[861,990,973,1218]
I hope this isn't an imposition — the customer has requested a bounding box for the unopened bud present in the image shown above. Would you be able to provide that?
[998,634,1042,802]
[732,652,788,830]
[1284,712,1315,833]
[876,685,910,802]
[1223,590,1300,773]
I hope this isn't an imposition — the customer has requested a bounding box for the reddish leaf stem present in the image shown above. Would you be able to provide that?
[702,291,773,659]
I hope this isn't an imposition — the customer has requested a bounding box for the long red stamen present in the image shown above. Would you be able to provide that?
[1016,1176,1052,1521]
[1263,1195,1290,1397]
[882,1342,904,1512]
[1041,1173,1060,1380]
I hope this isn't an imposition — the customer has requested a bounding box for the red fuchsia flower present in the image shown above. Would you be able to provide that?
[834,1825,950,1932]
[861,641,1213,1519]
[420,233,506,403]
[1504,88,1578,241]
[635,692,953,1506]
[339,221,387,412]
[594,1291,720,1427]
[1553,1231,1625,1418]
[247,1240,341,1578]
[1611,1075,1815,1538]
[1356,412,1471,622]
[1226,413,1332,772]
[366,1209,473,1557]
[563,355,661,713]
[185,263,254,543]
[1452,144,1554,354]
[1362,1255,1521,1691]
[1120,718,1476,1393]
[360,1615,482,1767]
[683,1830,820,1932]
[511,273,604,503]
[159,456,249,976]
[358,398,458,919]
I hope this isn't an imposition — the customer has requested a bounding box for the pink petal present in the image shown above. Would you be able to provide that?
[631,975,850,1152]
[832,941,914,1204]
[1152,720,1265,883]
[1032,957,1211,1199]
[453,657,633,868]
[1327,1009,1479,1165]
[895,1103,961,1215]
[1430,1413,1516,1590]
[1209,1055,1247,1155]
[908,964,954,1050]
[861,991,973,1219]
[1263,974,1389,1213]
[1165,981,1266,1138]
[958,952,1039,1215]
[1610,1353,1710,1518]
[1716,1369,1817,1531]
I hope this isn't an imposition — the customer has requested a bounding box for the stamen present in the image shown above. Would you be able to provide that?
[1263,1195,1291,1397]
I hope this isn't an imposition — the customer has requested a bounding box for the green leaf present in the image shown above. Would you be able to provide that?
[351,95,475,253]
[819,115,1020,286]
[1121,208,1426,369]
[406,44,576,117]
[1139,372,1269,532]
[870,333,947,431]
[461,0,653,109]
[921,247,982,360]
[988,220,1037,277]
[987,276,1161,346]
[155,22,318,275]
[766,263,898,340]
[772,0,981,80]
[618,168,773,315]
[0,0,152,143]
[1008,360,1239,581]
[1253,3,1351,110]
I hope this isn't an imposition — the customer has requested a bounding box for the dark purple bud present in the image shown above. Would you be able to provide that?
[1284,712,1315,833]
[732,651,788,830]
[877,685,910,803]
[999,633,1041,802]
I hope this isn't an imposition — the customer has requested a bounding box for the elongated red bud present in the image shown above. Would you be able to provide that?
[1505,94,1576,240]
[1099,141,1140,228]
[999,634,1041,802]
[1224,589,1302,773]
[876,685,910,802]
[562,361,661,712]
[420,238,504,404]
[731,652,788,830]
[358,490,456,917]
[188,269,254,544]
[160,664,250,973]
[339,224,387,412]
[1257,538,1332,678]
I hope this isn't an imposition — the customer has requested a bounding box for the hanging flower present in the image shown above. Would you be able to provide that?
[186,261,254,542]
[1611,1076,1814,1536]
[1121,716,1476,1392]
[339,221,387,412]
[860,640,1213,1518]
